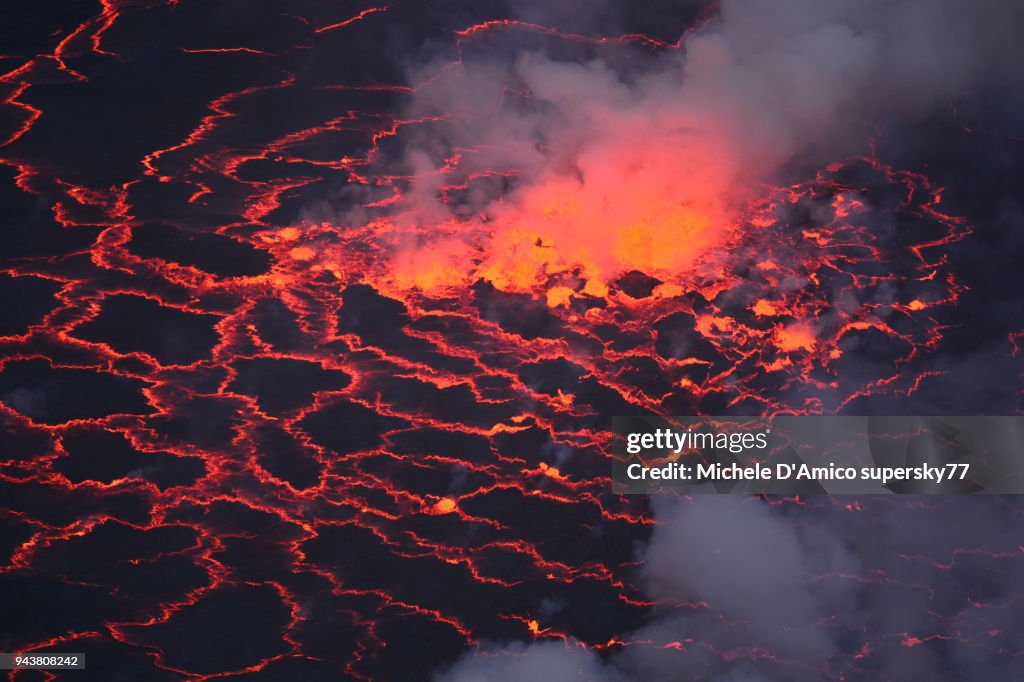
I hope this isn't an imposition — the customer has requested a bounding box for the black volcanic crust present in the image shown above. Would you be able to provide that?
[0,359,153,423]
[55,425,205,488]
[228,357,350,413]
[127,223,272,277]
[0,274,63,336]
[615,269,663,298]
[73,294,222,365]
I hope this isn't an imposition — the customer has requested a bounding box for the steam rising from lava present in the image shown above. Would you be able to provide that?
[436,496,1024,682]
[367,0,1021,293]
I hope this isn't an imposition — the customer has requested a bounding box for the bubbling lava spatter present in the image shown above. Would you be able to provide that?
[0,5,1012,682]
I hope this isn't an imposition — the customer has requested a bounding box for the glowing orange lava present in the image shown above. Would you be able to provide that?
[373,111,743,296]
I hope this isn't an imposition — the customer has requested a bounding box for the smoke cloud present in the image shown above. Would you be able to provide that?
[409,1,1024,673]
[434,495,1024,681]
[435,640,627,682]
[376,0,1023,290]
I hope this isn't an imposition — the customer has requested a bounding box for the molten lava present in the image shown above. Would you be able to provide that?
[473,131,736,291]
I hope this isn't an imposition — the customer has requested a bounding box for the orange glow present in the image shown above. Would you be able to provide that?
[697,315,735,335]
[776,324,817,352]
[431,497,458,514]
[289,246,316,261]
[652,282,684,298]
[479,147,732,289]
[389,236,475,291]
[538,462,566,480]
[582,278,609,298]
[545,286,575,307]
[388,121,742,294]
[752,299,777,316]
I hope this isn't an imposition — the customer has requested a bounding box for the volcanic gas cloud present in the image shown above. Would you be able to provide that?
[338,0,1017,298]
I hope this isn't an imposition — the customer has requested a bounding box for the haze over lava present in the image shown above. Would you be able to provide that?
[333,0,1023,296]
